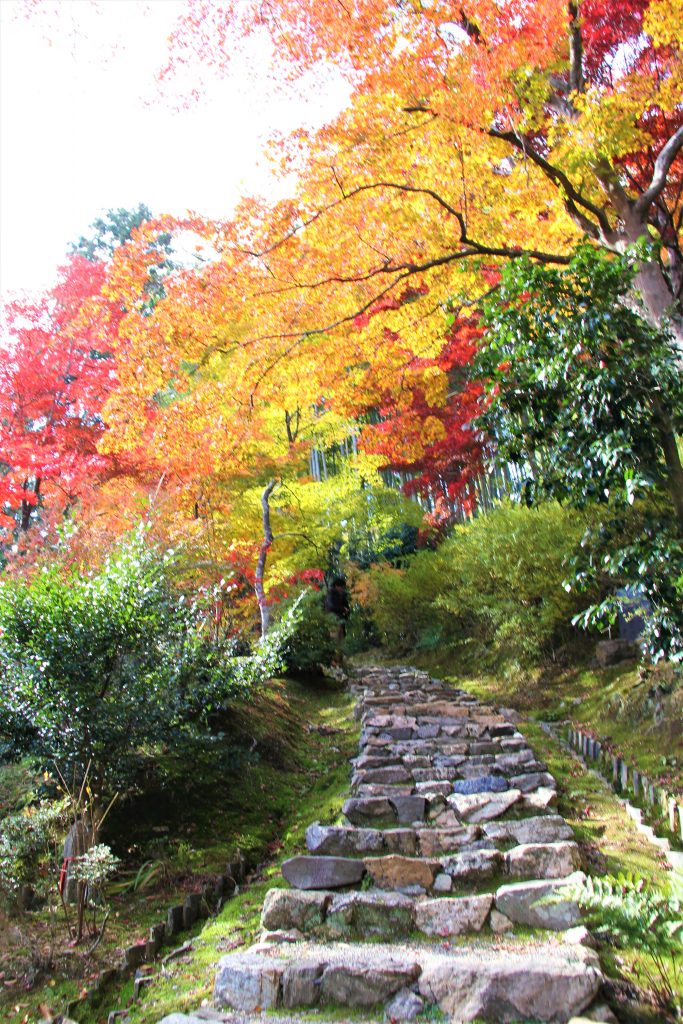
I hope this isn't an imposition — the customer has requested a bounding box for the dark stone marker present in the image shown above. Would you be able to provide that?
[282,855,366,890]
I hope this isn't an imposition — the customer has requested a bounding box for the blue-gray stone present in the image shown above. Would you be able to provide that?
[452,775,508,795]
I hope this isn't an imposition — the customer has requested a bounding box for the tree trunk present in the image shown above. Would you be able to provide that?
[654,406,683,535]
[255,479,277,637]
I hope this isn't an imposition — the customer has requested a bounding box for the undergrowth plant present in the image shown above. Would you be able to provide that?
[571,872,683,1016]
[354,501,595,670]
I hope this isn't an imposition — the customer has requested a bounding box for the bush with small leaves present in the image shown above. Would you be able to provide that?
[0,525,296,807]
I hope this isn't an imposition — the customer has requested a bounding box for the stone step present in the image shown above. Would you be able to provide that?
[261,871,585,938]
[343,795,427,826]
[189,667,602,1024]
[213,939,602,1021]
[282,841,580,893]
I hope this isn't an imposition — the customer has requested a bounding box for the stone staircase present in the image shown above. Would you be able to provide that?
[160,665,614,1023]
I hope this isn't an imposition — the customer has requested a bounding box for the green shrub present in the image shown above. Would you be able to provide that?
[359,501,595,668]
[0,800,66,906]
[0,525,294,805]
[478,245,683,661]
[277,588,338,675]
[353,552,447,654]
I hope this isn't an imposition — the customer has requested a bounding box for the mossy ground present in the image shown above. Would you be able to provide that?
[0,675,358,1024]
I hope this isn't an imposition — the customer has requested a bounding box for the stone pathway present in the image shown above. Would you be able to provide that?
[159,665,613,1023]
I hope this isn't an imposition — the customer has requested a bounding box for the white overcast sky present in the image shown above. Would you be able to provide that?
[0,0,345,300]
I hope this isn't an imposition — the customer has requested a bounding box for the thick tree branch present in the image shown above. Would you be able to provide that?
[255,478,278,637]
[634,125,683,218]
[568,2,584,94]
[489,129,612,237]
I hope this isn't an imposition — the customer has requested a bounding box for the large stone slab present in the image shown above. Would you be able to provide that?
[343,797,393,824]
[448,789,522,822]
[325,891,415,939]
[365,714,417,729]
[260,888,330,933]
[354,765,412,785]
[505,841,581,880]
[306,823,384,856]
[363,855,438,890]
[452,775,509,795]
[411,702,469,717]
[281,959,327,1008]
[494,749,536,770]
[320,958,421,1007]
[483,815,574,845]
[523,787,558,811]
[418,826,480,856]
[510,771,557,793]
[356,784,413,798]
[414,780,453,797]
[282,855,366,890]
[419,947,601,1022]
[389,795,426,824]
[415,894,492,936]
[383,828,419,855]
[442,848,503,883]
[214,951,284,1011]
[412,767,457,783]
[495,872,585,930]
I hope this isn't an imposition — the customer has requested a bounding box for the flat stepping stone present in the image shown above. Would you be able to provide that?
[453,774,509,795]
[325,889,416,939]
[306,823,384,856]
[319,956,421,1007]
[414,780,453,796]
[410,702,469,717]
[510,771,557,792]
[343,797,393,824]
[448,789,522,822]
[213,941,601,1021]
[363,854,439,890]
[383,828,418,855]
[419,944,601,1022]
[353,765,412,784]
[281,855,366,890]
[483,814,574,845]
[505,841,581,879]
[412,767,457,783]
[495,871,585,930]
[418,826,481,856]
[494,749,537,769]
[389,794,426,823]
[415,893,493,935]
[442,848,503,882]
[523,786,558,810]
[260,889,331,933]
[354,783,414,797]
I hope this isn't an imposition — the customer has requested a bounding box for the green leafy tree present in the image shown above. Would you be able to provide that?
[0,526,293,806]
[478,245,683,661]
[70,203,174,305]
